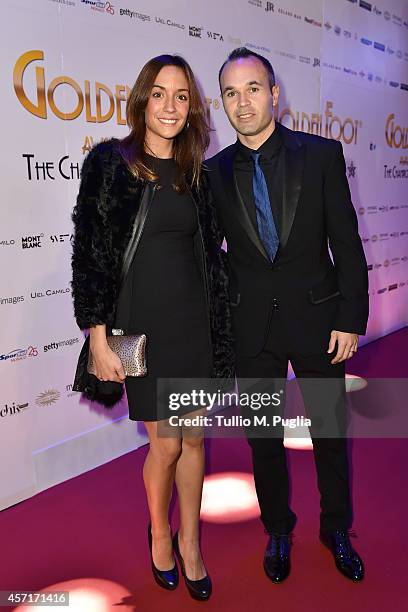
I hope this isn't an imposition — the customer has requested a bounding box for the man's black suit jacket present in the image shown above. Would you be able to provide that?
[206,122,369,357]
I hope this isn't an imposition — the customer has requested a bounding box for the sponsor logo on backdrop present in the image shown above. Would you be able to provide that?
[361,38,372,46]
[323,61,341,72]
[228,35,242,46]
[31,287,71,299]
[207,31,224,41]
[277,101,362,144]
[304,17,321,27]
[347,161,356,178]
[119,8,150,21]
[343,30,352,39]
[359,1,371,11]
[49,0,75,6]
[155,17,185,29]
[248,0,274,10]
[373,6,381,16]
[247,42,271,54]
[0,239,15,246]
[277,7,301,20]
[189,26,202,38]
[400,83,408,91]
[324,21,331,31]
[384,164,408,179]
[66,383,79,397]
[374,42,385,51]
[22,154,80,180]
[81,0,114,14]
[313,58,320,67]
[0,402,29,417]
[0,295,24,305]
[275,49,296,60]
[44,338,79,353]
[358,207,365,215]
[21,234,43,249]
[392,14,402,26]
[14,51,129,125]
[0,346,38,363]
[389,81,399,88]
[387,46,395,55]
[50,234,74,244]
[385,114,408,148]
[334,25,341,36]
[36,390,61,406]
[299,56,311,65]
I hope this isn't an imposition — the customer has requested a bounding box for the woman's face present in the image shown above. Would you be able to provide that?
[144,65,190,148]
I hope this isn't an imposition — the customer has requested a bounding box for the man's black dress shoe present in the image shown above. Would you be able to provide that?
[320,529,365,581]
[147,524,179,590]
[263,533,292,583]
[173,531,212,601]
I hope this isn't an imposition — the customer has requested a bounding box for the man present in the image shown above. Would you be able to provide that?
[206,48,369,583]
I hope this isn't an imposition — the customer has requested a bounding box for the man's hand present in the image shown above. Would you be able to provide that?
[327,330,358,364]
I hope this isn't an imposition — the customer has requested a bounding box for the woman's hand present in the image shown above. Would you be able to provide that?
[90,325,126,383]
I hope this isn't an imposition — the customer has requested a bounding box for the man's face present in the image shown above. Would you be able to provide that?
[220,57,279,138]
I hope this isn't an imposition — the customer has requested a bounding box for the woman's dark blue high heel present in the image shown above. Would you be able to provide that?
[147,524,179,590]
[173,531,212,601]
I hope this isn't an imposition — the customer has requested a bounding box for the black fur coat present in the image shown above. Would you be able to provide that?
[71,138,235,379]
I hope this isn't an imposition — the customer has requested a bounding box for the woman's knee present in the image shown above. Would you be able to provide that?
[149,438,182,465]
[182,431,205,450]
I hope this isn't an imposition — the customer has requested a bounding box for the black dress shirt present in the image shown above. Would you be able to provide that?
[234,126,284,237]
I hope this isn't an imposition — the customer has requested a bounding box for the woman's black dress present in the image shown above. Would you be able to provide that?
[118,156,213,421]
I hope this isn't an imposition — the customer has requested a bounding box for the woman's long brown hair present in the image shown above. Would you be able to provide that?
[120,55,210,191]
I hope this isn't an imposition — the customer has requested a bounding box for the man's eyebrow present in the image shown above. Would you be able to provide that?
[152,84,189,92]
[222,80,263,94]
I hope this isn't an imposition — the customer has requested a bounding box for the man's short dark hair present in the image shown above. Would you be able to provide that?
[218,47,276,92]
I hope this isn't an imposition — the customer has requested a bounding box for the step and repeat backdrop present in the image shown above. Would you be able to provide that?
[0,0,407,510]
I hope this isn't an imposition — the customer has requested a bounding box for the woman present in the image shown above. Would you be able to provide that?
[71,55,234,601]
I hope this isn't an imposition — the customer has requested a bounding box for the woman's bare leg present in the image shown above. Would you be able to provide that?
[143,420,182,570]
[175,415,207,580]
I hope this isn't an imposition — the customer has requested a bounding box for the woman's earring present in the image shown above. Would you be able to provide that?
[185,121,190,129]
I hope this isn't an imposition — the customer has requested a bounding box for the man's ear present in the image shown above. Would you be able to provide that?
[272,84,280,107]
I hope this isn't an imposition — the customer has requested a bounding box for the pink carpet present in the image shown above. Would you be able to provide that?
[1,328,407,611]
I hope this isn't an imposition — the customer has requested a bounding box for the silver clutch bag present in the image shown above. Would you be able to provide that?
[87,328,147,377]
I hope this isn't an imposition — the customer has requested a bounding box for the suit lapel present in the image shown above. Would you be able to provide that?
[219,144,269,261]
[278,123,305,251]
